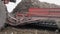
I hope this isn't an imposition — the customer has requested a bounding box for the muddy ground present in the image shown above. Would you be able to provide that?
[0,24,60,34]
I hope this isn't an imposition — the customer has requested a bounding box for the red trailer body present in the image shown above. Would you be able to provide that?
[29,8,60,18]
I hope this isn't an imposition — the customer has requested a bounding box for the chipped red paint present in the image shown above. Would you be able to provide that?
[16,8,60,18]
[29,8,60,16]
